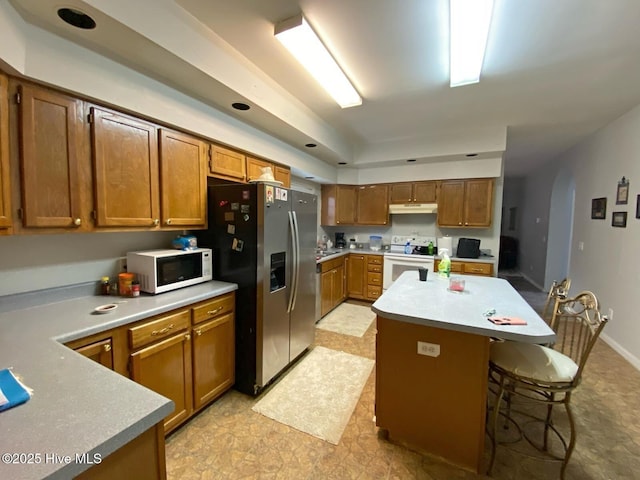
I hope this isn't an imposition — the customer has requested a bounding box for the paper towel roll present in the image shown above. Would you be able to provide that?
[437,236,453,255]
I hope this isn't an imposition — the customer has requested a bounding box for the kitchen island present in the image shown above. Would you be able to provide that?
[371,271,554,473]
[0,280,237,480]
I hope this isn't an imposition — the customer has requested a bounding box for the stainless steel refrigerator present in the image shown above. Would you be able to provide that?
[197,183,317,395]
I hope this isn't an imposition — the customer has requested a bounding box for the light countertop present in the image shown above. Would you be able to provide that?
[371,271,554,343]
[316,248,384,263]
[0,280,237,480]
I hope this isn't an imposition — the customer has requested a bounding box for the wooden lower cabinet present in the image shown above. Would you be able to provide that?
[366,255,383,300]
[320,256,346,317]
[75,338,114,369]
[434,259,494,277]
[346,254,384,301]
[192,310,235,410]
[76,422,166,480]
[130,330,193,434]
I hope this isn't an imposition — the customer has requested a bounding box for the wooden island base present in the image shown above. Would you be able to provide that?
[375,315,490,473]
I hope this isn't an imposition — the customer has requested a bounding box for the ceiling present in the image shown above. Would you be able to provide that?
[8,0,640,177]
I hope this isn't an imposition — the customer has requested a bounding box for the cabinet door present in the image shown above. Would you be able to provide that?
[209,145,246,181]
[159,129,206,228]
[0,73,10,230]
[321,270,334,317]
[75,338,113,369]
[334,263,346,304]
[274,166,291,188]
[463,179,493,227]
[18,84,85,228]
[336,185,357,224]
[246,156,271,182]
[347,254,366,299]
[389,183,413,204]
[130,333,193,434]
[91,107,160,227]
[192,312,235,410]
[437,180,465,227]
[357,185,389,225]
[413,181,438,203]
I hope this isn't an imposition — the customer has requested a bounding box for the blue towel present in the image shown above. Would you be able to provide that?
[0,368,32,412]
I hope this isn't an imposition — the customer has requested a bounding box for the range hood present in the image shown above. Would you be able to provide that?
[389,203,438,214]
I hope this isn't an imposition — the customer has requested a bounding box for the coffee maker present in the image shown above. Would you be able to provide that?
[335,232,346,249]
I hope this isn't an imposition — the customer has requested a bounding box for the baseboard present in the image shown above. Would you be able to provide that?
[520,272,545,292]
[600,333,640,372]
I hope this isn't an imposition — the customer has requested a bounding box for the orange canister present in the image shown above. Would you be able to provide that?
[118,272,134,297]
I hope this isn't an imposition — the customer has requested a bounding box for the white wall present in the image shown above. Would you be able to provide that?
[519,102,640,369]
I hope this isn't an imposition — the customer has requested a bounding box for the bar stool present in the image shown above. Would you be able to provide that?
[541,278,571,324]
[486,291,608,479]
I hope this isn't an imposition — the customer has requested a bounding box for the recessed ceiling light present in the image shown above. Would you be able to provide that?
[232,102,250,111]
[466,153,478,157]
[57,8,96,30]
[338,162,347,165]
[305,143,317,148]
[407,159,416,163]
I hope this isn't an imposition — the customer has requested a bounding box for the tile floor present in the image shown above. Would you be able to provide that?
[166,285,640,479]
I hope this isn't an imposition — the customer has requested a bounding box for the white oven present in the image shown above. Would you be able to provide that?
[383,253,434,289]
[383,235,435,290]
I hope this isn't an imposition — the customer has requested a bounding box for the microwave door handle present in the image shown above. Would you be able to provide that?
[287,211,297,313]
[291,210,300,311]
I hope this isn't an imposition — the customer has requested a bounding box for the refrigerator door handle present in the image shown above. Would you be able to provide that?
[287,211,298,313]
[291,210,301,311]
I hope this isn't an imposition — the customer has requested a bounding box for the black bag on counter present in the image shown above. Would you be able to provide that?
[456,238,480,258]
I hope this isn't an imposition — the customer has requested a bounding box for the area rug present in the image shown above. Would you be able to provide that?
[316,302,376,337]
[252,346,374,445]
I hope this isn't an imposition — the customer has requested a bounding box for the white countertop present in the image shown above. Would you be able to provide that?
[371,271,555,343]
[0,280,237,480]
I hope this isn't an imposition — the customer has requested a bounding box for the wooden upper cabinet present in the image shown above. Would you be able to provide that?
[389,181,437,204]
[357,184,388,225]
[209,144,246,181]
[437,178,493,228]
[17,83,86,229]
[159,129,207,229]
[273,166,291,188]
[321,184,356,225]
[90,106,160,228]
[246,156,270,182]
[0,73,10,231]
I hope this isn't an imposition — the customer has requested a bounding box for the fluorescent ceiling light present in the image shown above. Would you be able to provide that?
[275,14,362,108]
[449,0,494,87]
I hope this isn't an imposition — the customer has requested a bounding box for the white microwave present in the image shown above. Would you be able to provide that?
[126,248,212,294]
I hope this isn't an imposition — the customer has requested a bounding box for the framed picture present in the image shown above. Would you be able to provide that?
[591,197,607,219]
[636,195,640,219]
[612,211,627,228]
[616,177,629,205]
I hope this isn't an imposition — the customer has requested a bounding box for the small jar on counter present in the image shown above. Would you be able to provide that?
[131,280,140,297]
[100,276,110,295]
[118,272,134,297]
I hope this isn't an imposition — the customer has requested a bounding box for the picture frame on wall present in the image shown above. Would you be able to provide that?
[612,211,627,228]
[616,177,629,205]
[591,197,607,219]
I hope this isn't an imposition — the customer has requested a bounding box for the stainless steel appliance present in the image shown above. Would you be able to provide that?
[197,184,317,395]
[335,232,346,249]
[126,248,212,294]
[383,235,435,290]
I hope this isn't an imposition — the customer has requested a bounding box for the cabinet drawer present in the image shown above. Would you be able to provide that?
[450,262,464,273]
[129,309,190,350]
[367,255,383,266]
[367,272,382,285]
[463,262,493,276]
[192,293,235,325]
[367,285,382,299]
[321,256,344,273]
[367,264,382,273]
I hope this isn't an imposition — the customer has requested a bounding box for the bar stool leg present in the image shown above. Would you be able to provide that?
[487,375,506,475]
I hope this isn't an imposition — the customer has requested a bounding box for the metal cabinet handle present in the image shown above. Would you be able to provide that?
[103,344,111,352]
[153,218,160,226]
[195,329,202,336]
[185,333,191,341]
[166,218,172,225]
[151,323,174,336]
[73,218,82,226]
[206,306,223,315]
